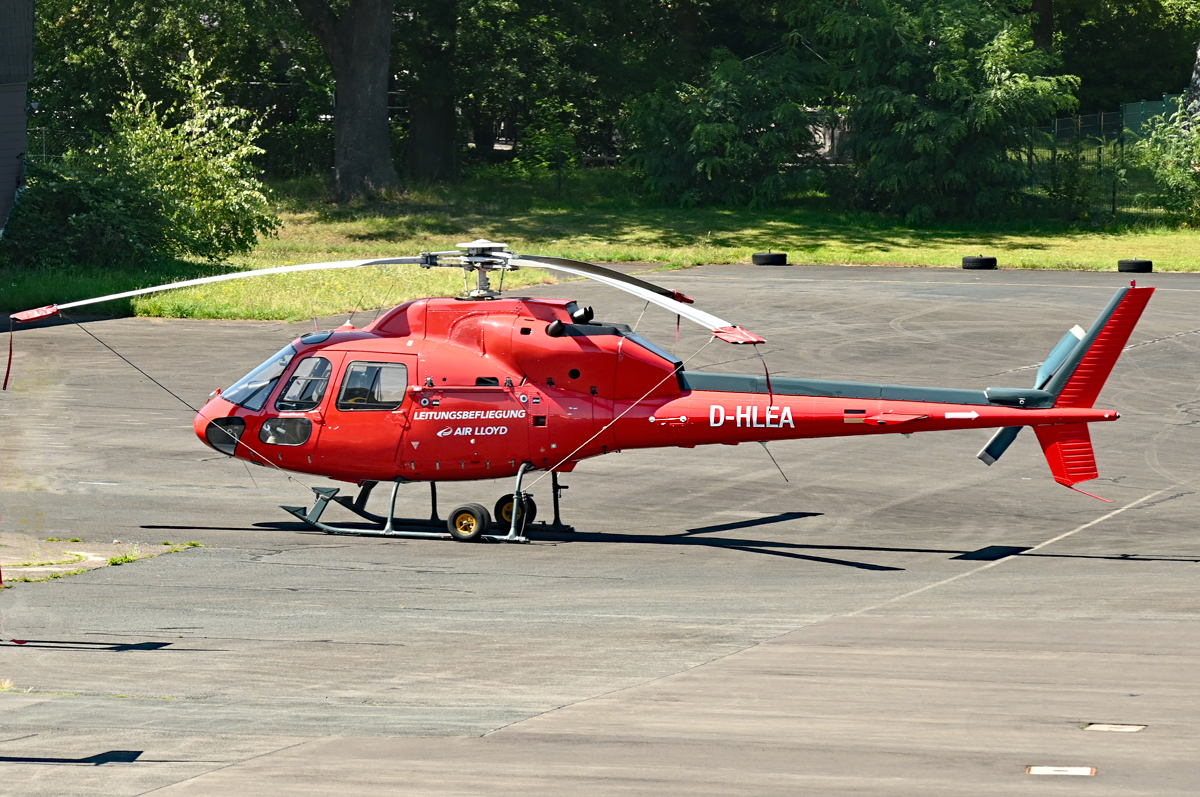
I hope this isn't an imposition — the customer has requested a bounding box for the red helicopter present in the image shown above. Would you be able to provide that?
[8,240,1153,543]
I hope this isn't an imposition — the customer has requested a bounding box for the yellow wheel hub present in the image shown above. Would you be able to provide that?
[455,513,477,533]
[500,502,513,522]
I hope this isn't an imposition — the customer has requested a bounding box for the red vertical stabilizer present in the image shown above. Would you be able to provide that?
[1054,286,1153,408]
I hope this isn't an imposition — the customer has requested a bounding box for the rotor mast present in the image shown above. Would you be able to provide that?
[419,239,517,299]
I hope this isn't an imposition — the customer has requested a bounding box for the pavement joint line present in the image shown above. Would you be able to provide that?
[134,739,314,796]
[845,488,1169,617]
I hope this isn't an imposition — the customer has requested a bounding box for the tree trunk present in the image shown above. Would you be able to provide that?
[293,0,400,199]
[404,0,458,181]
[467,110,497,162]
[408,95,458,179]
[1188,37,1200,112]
[1032,0,1053,52]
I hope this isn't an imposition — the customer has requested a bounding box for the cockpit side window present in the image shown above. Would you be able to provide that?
[337,362,408,410]
[275,357,333,411]
[223,345,297,411]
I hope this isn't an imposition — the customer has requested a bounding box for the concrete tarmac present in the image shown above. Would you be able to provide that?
[1,265,1197,795]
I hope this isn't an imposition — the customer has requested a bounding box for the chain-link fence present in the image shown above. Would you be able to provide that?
[24,127,90,164]
[1013,94,1184,217]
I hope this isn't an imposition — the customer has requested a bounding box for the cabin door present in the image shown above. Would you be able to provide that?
[314,353,416,481]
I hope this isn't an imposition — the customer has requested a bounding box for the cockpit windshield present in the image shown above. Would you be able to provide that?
[222,344,297,411]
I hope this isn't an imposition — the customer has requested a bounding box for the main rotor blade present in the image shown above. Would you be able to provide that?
[509,256,765,344]
[10,257,425,322]
[517,255,696,303]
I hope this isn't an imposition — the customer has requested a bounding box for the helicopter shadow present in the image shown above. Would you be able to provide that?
[147,515,1200,572]
[244,511,903,571]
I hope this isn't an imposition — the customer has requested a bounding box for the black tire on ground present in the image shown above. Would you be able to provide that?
[447,503,491,542]
[1118,259,1153,273]
[962,256,997,270]
[752,252,788,266]
[494,494,538,528]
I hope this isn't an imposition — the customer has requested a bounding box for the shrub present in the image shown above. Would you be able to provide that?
[519,100,582,172]
[1135,99,1200,222]
[1,55,278,267]
[623,51,820,207]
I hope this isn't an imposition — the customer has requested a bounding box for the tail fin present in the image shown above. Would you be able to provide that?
[1043,284,1154,408]
[976,283,1152,467]
[1034,283,1154,500]
[977,283,1153,499]
[1033,423,1109,501]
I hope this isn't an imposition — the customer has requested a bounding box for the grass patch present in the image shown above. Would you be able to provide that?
[108,548,144,566]
[3,168,1198,320]
[6,568,88,583]
[8,553,86,568]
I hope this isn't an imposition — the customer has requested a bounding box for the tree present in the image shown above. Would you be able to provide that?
[293,0,400,197]
[1054,0,1200,112]
[624,50,819,207]
[31,0,324,135]
[1188,35,1200,110]
[1032,0,1053,51]
[798,0,1078,222]
[399,0,459,181]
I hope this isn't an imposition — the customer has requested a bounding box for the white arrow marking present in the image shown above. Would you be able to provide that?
[945,411,980,420]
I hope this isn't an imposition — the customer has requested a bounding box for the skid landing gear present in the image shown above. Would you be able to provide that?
[281,468,552,542]
[282,479,448,539]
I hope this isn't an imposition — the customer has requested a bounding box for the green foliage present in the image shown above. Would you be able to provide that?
[519,100,582,170]
[108,550,142,566]
[1135,100,1200,222]
[2,56,279,268]
[31,0,328,136]
[256,121,335,180]
[1042,132,1091,218]
[800,0,1078,222]
[1055,0,1200,112]
[624,51,819,207]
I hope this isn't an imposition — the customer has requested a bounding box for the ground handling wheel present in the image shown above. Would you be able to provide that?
[495,494,537,529]
[447,503,492,542]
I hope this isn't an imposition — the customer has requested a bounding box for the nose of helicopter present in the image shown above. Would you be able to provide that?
[195,394,245,456]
